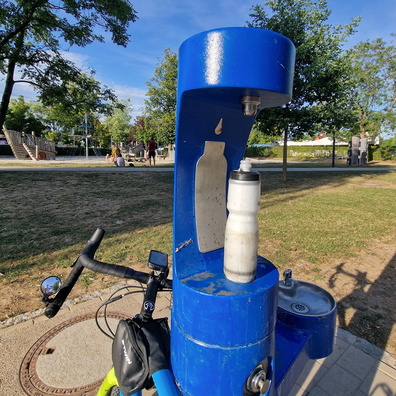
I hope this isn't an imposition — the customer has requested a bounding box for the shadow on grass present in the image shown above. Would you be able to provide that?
[0,171,174,274]
[330,252,396,353]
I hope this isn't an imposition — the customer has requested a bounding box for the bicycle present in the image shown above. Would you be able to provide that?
[41,228,180,396]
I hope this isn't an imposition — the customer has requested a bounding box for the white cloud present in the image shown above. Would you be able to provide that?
[4,81,38,101]
[112,84,147,118]
[0,69,38,102]
[60,51,91,71]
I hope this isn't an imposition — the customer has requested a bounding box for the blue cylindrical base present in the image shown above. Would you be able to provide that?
[172,323,275,396]
[171,256,279,395]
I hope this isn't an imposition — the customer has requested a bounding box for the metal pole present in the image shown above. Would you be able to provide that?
[85,113,88,160]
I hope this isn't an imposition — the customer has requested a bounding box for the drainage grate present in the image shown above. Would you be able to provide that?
[291,302,310,314]
[19,312,127,395]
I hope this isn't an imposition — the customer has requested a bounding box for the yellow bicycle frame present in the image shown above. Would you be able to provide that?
[96,367,119,396]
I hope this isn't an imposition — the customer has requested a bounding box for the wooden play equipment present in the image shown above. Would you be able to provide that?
[2,125,56,160]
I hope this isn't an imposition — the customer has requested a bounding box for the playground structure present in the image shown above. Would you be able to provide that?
[123,142,174,163]
[2,126,56,160]
[65,134,104,158]
[1,125,174,163]
[123,141,146,162]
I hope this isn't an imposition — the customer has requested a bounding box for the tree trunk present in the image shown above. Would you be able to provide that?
[332,129,336,168]
[0,59,16,128]
[0,30,25,128]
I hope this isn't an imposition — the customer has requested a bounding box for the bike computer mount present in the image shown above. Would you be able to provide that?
[148,250,168,272]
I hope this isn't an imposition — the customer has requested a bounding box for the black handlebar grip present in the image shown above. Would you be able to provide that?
[79,254,150,284]
[44,260,84,318]
[44,228,106,318]
[81,228,105,257]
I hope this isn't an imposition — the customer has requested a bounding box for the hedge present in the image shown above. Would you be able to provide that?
[370,145,396,161]
[244,145,396,161]
[245,145,349,159]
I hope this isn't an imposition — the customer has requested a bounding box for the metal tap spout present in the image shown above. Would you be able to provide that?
[241,96,261,116]
[283,269,293,287]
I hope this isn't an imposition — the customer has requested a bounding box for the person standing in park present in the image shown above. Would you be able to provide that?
[146,138,158,166]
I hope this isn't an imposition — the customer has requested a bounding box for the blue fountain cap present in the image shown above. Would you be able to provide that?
[178,27,296,109]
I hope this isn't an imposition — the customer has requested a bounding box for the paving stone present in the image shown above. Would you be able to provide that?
[336,327,358,345]
[288,383,308,396]
[304,386,330,396]
[360,366,396,395]
[337,344,377,380]
[378,361,396,380]
[317,336,349,368]
[354,336,390,361]
[296,360,328,392]
[317,364,361,396]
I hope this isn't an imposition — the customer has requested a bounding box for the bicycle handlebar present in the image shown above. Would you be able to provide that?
[44,228,171,318]
[78,254,150,283]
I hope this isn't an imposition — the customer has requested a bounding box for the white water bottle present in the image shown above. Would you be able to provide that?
[223,160,261,283]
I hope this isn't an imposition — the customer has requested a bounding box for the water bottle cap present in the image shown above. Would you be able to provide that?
[230,170,260,181]
[239,160,252,172]
[230,161,260,181]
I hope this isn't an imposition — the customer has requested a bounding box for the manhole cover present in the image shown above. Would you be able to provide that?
[19,312,127,395]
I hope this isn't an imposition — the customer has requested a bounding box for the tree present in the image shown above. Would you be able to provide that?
[130,115,152,145]
[23,74,120,142]
[5,95,46,135]
[41,73,119,117]
[247,0,359,178]
[0,0,137,127]
[102,99,133,145]
[144,48,178,145]
[349,36,396,139]
[248,121,282,145]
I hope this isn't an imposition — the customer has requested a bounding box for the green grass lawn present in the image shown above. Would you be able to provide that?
[1,169,395,279]
[258,171,396,270]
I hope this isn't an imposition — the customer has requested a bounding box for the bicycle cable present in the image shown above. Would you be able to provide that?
[95,281,172,339]
[95,284,145,339]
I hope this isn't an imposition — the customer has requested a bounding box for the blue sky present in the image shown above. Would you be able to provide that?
[6,0,396,120]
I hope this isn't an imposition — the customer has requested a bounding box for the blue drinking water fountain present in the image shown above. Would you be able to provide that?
[171,27,336,396]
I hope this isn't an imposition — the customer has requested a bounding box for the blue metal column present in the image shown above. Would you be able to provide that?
[172,28,295,396]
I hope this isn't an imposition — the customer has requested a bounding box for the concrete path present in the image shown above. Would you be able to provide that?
[1,165,395,173]
[0,155,395,172]
[1,284,395,396]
